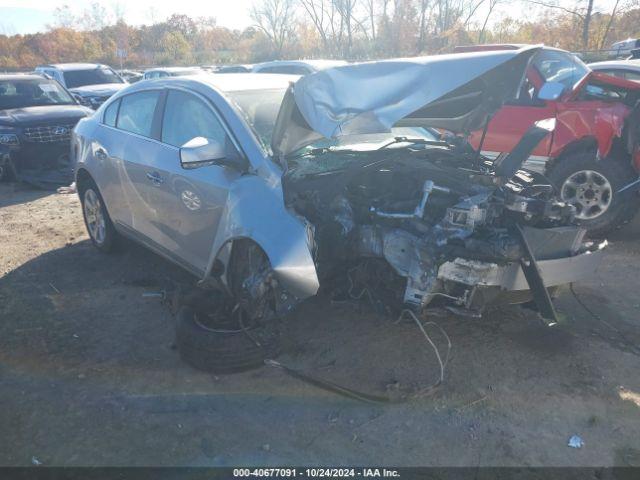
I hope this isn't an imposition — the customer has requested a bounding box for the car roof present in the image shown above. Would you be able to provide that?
[589,59,640,70]
[254,59,347,70]
[134,73,299,93]
[0,74,54,81]
[145,67,202,73]
[37,63,111,71]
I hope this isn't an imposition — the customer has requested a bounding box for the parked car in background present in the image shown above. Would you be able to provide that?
[216,64,254,73]
[119,70,144,83]
[457,45,640,235]
[72,48,606,370]
[609,38,640,58]
[35,63,127,110]
[0,74,92,186]
[252,59,347,75]
[588,59,640,82]
[143,67,203,80]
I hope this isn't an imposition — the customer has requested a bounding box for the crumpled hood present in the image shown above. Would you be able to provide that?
[0,105,92,126]
[272,46,541,157]
[69,83,126,97]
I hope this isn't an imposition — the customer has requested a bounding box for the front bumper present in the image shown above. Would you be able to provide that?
[437,241,606,308]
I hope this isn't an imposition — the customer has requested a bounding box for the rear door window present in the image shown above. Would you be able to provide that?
[116,91,160,137]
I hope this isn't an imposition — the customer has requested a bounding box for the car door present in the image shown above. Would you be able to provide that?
[469,50,591,166]
[112,89,168,244]
[89,97,132,226]
[139,88,242,275]
[468,70,556,163]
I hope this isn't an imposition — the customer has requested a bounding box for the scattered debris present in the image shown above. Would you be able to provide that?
[31,456,42,466]
[456,395,488,412]
[142,291,165,299]
[48,282,60,294]
[262,444,270,452]
[568,435,584,449]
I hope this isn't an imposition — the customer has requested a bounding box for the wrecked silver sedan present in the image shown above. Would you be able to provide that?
[73,46,604,369]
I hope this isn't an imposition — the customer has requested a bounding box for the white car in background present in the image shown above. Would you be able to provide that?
[608,38,640,58]
[252,59,347,75]
[588,59,640,82]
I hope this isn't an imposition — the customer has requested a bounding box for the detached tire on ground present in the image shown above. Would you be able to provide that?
[548,153,638,237]
[175,305,281,374]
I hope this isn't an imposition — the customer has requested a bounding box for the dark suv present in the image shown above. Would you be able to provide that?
[0,75,93,187]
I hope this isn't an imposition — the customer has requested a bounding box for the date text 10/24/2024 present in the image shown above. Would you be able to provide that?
[233,468,401,478]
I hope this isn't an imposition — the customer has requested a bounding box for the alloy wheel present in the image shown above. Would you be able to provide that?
[560,169,612,220]
[83,189,106,245]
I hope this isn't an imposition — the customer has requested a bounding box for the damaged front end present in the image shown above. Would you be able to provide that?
[268,46,605,321]
[282,130,605,321]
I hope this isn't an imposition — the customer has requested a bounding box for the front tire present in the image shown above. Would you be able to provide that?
[548,153,637,237]
[80,181,117,252]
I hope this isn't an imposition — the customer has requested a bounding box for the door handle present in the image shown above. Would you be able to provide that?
[95,148,107,160]
[146,171,164,185]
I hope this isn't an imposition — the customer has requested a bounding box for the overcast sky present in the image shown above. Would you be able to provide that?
[0,0,626,36]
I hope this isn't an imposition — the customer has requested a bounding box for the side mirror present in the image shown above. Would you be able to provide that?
[537,82,566,101]
[179,136,244,170]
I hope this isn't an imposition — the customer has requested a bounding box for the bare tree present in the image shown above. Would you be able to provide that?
[251,0,297,57]
[597,0,619,49]
[478,0,501,43]
[362,0,377,41]
[52,4,76,29]
[417,0,431,51]
[523,0,594,49]
[80,2,111,31]
[334,0,359,56]
[299,0,332,50]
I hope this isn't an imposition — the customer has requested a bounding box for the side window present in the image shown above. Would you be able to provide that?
[161,90,227,148]
[624,71,640,82]
[532,50,589,91]
[103,99,120,127]
[509,76,540,106]
[257,66,279,74]
[116,91,160,137]
[286,66,312,75]
[598,69,626,79]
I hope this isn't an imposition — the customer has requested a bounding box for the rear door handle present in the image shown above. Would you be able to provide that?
[146,171,164,185]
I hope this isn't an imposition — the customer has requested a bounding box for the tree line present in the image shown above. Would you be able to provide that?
[1,0,639,69]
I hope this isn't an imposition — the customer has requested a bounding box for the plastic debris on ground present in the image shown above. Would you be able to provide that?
[568,435,584,448]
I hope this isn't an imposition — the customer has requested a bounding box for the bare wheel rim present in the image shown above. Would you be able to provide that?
[560,169,612,220]
[83,189,106,245]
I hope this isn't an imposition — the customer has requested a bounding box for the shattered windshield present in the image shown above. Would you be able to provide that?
[0,78,75,109]
[228,86,441,162]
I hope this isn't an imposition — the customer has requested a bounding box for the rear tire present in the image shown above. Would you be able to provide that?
[548,153,637,237]
[79,180,118,252]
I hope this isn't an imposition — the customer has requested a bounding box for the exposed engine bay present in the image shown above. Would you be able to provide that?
[283,138,603,319]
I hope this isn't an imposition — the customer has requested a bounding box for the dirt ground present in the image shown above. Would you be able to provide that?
[1,181,639,468]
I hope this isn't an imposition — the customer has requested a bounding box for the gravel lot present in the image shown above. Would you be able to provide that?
[1,181,639,468]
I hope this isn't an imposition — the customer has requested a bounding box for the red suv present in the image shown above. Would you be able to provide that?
[460,45,640,235]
